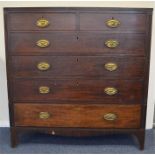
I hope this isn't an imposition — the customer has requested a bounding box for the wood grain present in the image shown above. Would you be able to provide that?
[11,56,146,79]
[9,32,145,56]
[12,79,144,104]
[4,7,152,149]
[80,13,147,31]
[8,13,76,31]
[14,103,141,128]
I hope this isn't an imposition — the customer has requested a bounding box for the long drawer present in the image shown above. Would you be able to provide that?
[12,79,143,103]
[9,32,145,56]
[8,12,76,31]
[11,56,145,79]
[14,103,141,128]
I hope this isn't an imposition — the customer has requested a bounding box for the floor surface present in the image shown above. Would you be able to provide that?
[0,128,155,154]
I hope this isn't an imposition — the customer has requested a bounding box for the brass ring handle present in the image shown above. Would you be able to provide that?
[36,39,50,48]
[103,113,117,121]
[105,40,119,48]
[104,62,118,71]
[106,19,120,28]
[104,87,118,95]
[39,86,50,94]
[39,112,50,119]
[37,62,50,71]
[36,18,49,28]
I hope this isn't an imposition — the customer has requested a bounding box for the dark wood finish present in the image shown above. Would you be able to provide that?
[8,13,76,30]
[12,79,143,103]
[10,127,18,148]
[11,127,145,149]
[4,7,152,149]
[9,32,145,56]
[14,103,141,128]
[11,56,145,79]
[80,13,147,31]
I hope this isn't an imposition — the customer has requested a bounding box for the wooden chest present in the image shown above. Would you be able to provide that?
[4,7,152,149]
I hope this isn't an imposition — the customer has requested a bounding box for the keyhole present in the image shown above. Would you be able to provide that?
[77,36,79,40]
[77,58,79,62]
[76,82,79,86]
[51,130,55,135]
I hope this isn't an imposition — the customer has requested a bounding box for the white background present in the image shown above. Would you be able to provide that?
[0,1,155,129]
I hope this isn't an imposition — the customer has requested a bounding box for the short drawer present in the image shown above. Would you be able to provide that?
[9,32,145,56]
[11,56,145,79]
[80,13,146,31]
[12,79,143,104]
[8,13,76,31]
[14,103,141,128]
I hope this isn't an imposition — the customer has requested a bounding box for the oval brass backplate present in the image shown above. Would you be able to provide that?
[39,112,50,119]
[105,40,119,48]
[103,113,117,121]
[39,86,50,94]
[37,62,50,71]
[104,62,118,71]
[36,39,50,48]
[36,18,49,28]
[104,87,118,95]
[106,19,120,28]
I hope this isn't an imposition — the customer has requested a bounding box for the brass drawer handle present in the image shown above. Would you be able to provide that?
[105,62,118,71]
[106,19,120,28]
[39,86,50,94]
[36,18,49,28]
[104,87,118,95]
[37,62,50,71]
[36,39,50,48]
[39,112,50,119]
[104,113,117,121]
[105,40,119,48]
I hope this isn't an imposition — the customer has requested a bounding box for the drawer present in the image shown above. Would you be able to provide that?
[10,32,145,56]
[80,13,146,31]
[14,103,141,128]
[8,13,76,31]
[12,79,143,104]
[12,56,145,79]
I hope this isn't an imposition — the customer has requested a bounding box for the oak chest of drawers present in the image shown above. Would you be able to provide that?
[4,7,152,149]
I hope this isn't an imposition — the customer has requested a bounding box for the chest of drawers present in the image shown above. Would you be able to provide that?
[4,7,152,149]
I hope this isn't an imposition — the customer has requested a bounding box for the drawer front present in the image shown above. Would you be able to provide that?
[12,79,143,104]
[12,56,145,79]
[9,32,145,56]
[80,13,146,31]
[14,103,141,128]
[8,13,76,30]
